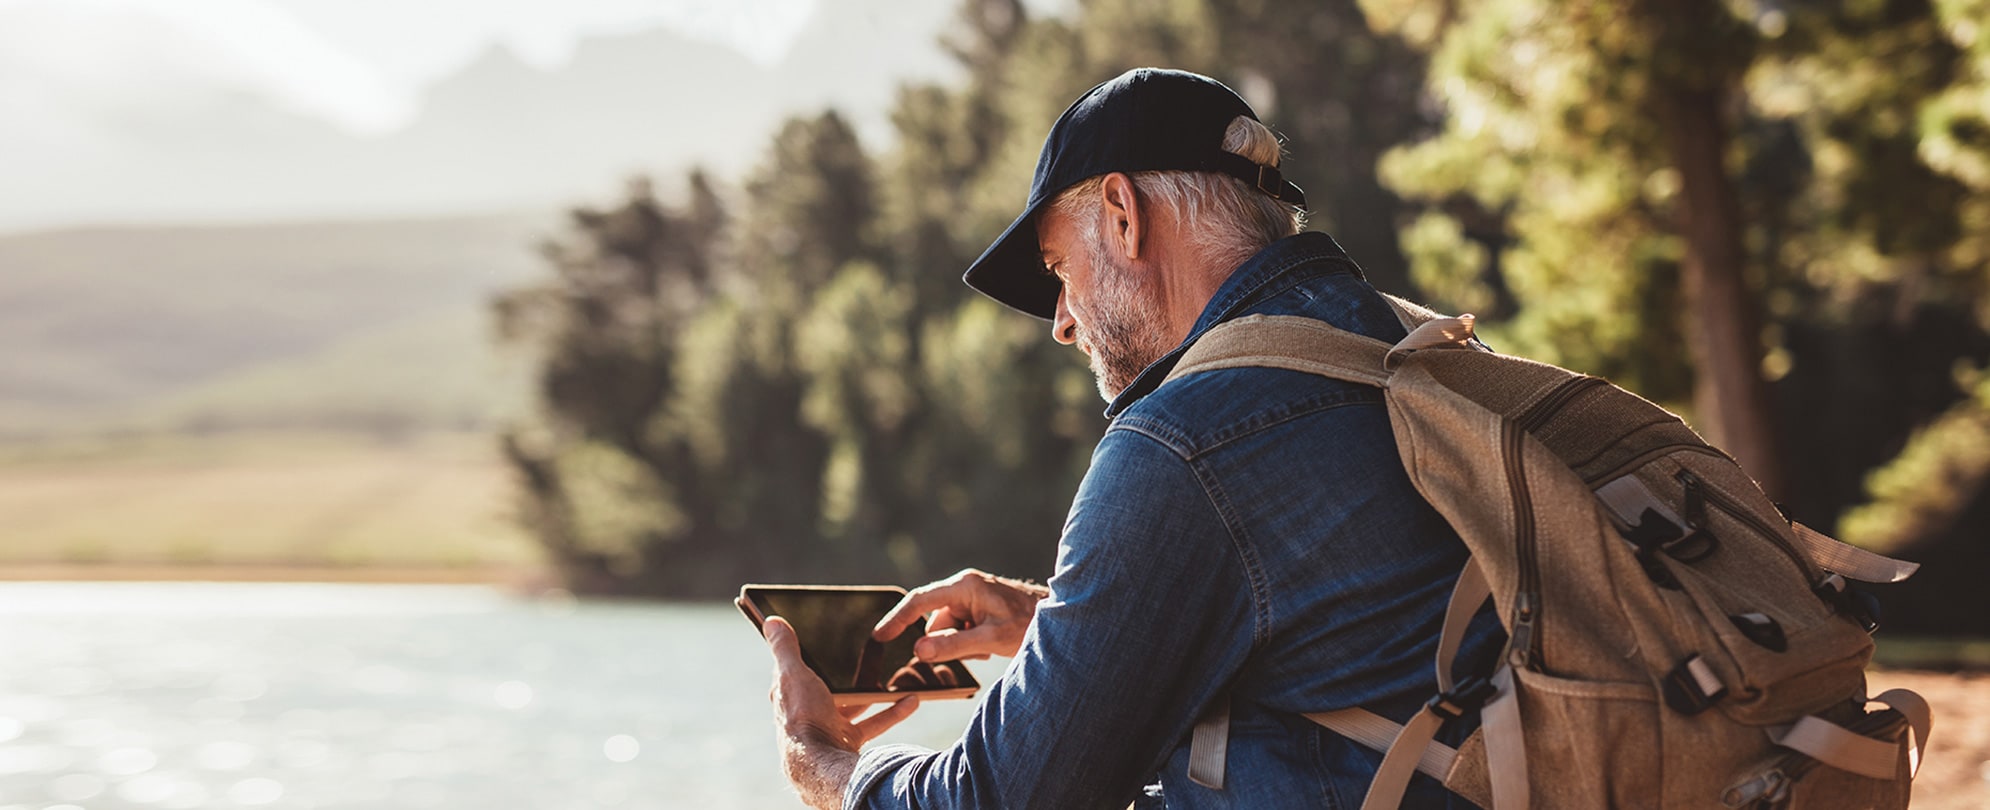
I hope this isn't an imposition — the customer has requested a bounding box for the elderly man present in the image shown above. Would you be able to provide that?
[761,68,1500,809]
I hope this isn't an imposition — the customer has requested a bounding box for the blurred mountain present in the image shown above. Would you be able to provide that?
[0,0,973,439]
[0,213,550,439]
[0,0,959,232]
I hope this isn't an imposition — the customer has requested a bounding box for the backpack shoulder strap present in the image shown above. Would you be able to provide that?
[1166,312,1481,390]
[1166,314,1393,388]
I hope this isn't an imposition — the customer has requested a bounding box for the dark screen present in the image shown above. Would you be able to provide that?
[747,588,973,694]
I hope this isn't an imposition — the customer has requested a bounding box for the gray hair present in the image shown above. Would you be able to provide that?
[1048,116,1307,276]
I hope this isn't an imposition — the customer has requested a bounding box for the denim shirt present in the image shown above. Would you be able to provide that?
[847,232,1503,810]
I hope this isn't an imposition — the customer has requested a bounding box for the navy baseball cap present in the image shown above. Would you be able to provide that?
[962,68,1306,320]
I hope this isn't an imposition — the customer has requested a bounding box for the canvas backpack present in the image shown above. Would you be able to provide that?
[1170,296,1933,809]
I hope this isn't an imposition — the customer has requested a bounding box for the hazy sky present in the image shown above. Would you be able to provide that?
[0,0,821,137]
[0,0,1013,230]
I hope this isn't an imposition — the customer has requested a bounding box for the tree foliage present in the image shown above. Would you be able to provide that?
[1368,0,1990,631]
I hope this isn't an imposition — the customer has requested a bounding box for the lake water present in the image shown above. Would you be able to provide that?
[0,582,1003,809]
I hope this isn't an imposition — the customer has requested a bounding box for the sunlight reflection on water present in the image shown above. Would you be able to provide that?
[0,582,999,809]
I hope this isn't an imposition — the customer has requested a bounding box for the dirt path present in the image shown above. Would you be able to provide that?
[1866,669,1989,808]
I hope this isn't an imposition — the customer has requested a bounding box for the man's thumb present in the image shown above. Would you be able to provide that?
[764,616,799,655]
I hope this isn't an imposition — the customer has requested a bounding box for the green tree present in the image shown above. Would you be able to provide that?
[1360,0,1770,487]
[1822,0,1990,632]
[1366,0,1990,631]
[492,174,730,592]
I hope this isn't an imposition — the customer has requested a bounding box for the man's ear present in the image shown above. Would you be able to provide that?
[1098,173,1142,261]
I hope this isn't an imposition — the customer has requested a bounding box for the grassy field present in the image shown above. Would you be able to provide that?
[0,214,548,440]
[0,430,542,577]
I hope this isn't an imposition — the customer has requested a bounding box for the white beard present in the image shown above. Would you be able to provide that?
[1076,240,1173,401]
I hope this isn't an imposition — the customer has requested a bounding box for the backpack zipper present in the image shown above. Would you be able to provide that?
[1515,375,1608,433]
[1673,469,1815,583]
[1503,418,1543,670]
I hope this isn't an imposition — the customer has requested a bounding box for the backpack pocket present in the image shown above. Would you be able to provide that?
[1606,455,1875,726]
[1662,558,1873,725]
[1511,668,1661,807]
[1722,700,1916,810]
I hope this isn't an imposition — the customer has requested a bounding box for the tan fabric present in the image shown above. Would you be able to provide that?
[1384,314,1481,370]
[1357,703,1452,810]
[1303,707,1459,779]
[1771,714,1905,780]
[1873,688,1934,777]
[1792,521,1920,583]
[1437,558,1491,694]
[1482,666,1527,810]
[1165,307,1935,809]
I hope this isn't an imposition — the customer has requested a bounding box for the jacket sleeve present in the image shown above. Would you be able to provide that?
[845,427,1259,810]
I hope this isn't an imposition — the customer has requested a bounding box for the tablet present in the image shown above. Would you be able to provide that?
[738,584,979,706]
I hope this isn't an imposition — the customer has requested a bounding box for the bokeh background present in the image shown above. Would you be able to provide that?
[2,0,1988,807]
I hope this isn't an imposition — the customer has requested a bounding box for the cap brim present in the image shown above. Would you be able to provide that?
[962,200,1060,321]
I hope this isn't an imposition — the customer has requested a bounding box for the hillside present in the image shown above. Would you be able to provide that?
[142,307,537,435]
[0,213,553,438]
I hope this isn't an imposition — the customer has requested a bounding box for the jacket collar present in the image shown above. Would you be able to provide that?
[1104,231,1364,418]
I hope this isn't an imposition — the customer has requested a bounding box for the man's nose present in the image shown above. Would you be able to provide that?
[1051,287,1077,345]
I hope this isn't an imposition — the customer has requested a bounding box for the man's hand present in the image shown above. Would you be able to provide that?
[874,569,1050,662]
[765,616,919,810]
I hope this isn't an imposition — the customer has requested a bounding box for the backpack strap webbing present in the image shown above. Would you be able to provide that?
[1790,522,1920,583]
[1311,557,1500,810]
[1164,311,1483,389]
[1481,666,1529,809]
[1380,293,1446,334]
[1304,706,1461,779]
[1769,689,1933,780]
[1164,314,1394,388]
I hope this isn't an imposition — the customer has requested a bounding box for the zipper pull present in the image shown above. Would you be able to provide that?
[1675,470,1708,531]
[1721,768,1789,808]
[1666,470,1721,562]
[1507,593,1537,669]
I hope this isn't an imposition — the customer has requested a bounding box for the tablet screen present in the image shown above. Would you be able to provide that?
[744,587,973,694]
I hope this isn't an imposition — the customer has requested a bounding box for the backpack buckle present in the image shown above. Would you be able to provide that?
[1662,654,1729,715]
[1426,675,1498,721]
[1623,507,1720,562]
[1813,573,1883,633]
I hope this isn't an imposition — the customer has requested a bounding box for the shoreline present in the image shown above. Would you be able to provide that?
[0,563,544,585]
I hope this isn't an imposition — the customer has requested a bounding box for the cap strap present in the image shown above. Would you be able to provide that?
[1206,152,1308,209]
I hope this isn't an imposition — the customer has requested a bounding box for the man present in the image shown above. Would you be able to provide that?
[761,67,1501,809]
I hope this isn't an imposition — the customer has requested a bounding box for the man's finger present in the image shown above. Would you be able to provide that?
[915,624,1000,662]
[854,695,919,743]
[873,586,952,641]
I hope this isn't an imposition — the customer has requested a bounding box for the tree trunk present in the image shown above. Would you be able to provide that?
[1653,83,1784,498]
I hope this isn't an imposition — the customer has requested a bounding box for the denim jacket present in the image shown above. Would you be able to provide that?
[847,232,1503,809]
